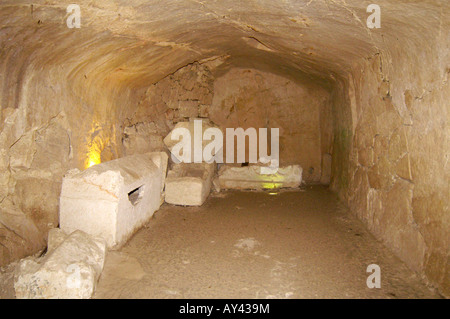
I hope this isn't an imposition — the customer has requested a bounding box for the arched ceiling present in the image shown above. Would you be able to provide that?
[1,0,446,95]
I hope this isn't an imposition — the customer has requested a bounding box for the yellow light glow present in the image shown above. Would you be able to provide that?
[268,192,278,196]
[86,150,101,168]
[262,182,279,189]
[260,172,285,190]
[88,160,99,168]
[84,121,107,169]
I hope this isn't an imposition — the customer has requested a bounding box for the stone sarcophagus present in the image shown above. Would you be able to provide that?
[164,162,216,206]
[59,152,168,248]
[214,164,303,191]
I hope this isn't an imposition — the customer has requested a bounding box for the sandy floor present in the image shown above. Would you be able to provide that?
[91,186,440,299]
[0,186,441,299]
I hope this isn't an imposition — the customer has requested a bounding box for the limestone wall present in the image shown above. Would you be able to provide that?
[0,0,447,296]
[210,68,331,183]
[125,64,332,183]
[330,28,449,296]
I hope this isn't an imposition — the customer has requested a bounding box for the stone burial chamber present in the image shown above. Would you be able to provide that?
[59,152,168,249]
[0,0,448,298]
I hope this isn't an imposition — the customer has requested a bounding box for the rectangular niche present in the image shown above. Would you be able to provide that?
[128,185,144,206]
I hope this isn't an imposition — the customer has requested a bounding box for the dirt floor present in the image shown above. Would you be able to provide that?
[94,186,440,299]
[0,186,442,299]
